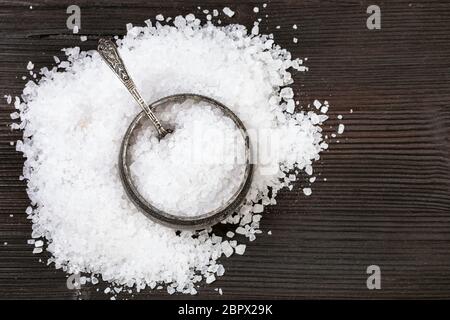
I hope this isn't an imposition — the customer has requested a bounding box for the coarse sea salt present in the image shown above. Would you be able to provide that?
[130,101,246,216]
[222,7,235,17]
[14,13,329,295]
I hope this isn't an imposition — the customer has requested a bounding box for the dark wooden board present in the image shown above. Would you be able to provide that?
[0,0,449,299]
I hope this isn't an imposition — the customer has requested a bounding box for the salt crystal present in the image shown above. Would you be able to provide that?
[222,241,234,257]
[338,123,345,134]
[219,288,223,295]
[34,240,44,247]
[293,37,298,43]
[222,7,235,17]
[253,7,259,13]
[217,265,225,276]
[293,24,298,29]
[26,61,34,70]
[73,25,79,34]
[33,248,42,254]
[253,215,261,222]
[155,14,164,21]
[303,188,312,196]
[253,204,264,213]
[235,227,246,235]
[235,244,246,255]
[226,231,234,238]
[251,24,259,35]
[206,275,216,284]
[213,9,219,17]
[285,100,295,114]
[185,14,195,22]
[313,100,322,109]
[80,36,87,42]
[280,87,294,100]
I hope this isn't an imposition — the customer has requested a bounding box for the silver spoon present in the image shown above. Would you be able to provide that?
[97,38,171,138]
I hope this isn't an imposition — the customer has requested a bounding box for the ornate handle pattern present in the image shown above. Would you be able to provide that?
[97,38,170,138]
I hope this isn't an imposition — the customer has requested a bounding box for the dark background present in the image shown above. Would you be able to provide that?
[0,0,449,299]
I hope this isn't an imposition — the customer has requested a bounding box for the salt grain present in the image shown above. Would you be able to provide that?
[206,274,216,284]
[338,123,345,134]
[222,7,235,17]
[34,240,44,247]
[33,248,42,254]
[235,244,246,255]
[313,99,322,109]
[303,188,312,196]
[222,241,234,257]
[253,204,264,213]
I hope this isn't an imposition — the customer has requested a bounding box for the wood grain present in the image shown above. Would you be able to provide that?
[0,0,449,299]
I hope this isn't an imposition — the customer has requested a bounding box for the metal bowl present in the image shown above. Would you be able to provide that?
[119,93,254,230]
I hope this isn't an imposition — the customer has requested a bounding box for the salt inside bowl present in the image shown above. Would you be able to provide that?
[128,98,247,217]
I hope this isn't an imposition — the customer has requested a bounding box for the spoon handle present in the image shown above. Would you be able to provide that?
[97,38,170,138]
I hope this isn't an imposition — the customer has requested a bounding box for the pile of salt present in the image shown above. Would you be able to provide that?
[13,12,330,295]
